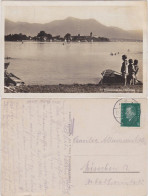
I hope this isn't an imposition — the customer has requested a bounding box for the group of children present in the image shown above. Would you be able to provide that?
[121,55,139,86]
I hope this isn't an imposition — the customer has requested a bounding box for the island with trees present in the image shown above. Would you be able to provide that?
[5,31,110,42]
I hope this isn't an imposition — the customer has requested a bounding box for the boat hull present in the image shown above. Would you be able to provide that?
[5,73,24,86]
[100,69,142,85]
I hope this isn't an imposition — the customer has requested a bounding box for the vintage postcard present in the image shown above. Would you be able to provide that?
[0,1,147,98]
[1,98,147,196]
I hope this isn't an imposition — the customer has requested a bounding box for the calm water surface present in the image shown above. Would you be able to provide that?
[5,42,143,85]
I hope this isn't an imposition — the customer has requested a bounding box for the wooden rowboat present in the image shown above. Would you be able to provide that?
[5,72,25,86]
[4,62,25,86]
[100,69,142,85]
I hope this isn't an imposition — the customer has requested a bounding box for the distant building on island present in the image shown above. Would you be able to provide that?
[64,32,109,42]
[70,32,109,42]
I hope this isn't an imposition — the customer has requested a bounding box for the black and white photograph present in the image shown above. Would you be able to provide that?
[3,1,147,93]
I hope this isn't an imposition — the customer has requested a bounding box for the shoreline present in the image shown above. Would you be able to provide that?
[5,40,143,43]
[4,83,143,93]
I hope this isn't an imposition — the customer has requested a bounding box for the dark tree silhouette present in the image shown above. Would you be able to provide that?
[47,34,52,40]
[37,31,47,37]
[5,33,29,41]
[64,33,71,41]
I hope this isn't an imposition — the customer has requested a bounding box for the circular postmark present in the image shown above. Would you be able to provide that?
[113,98,139,124]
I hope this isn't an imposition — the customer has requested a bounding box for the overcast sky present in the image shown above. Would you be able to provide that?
[5,6,145,30]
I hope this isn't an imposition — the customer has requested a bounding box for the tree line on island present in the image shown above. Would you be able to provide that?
[5,31,110,42]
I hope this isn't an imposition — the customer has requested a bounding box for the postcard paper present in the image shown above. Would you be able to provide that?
[1,98,147,196]
[1,1,147,98]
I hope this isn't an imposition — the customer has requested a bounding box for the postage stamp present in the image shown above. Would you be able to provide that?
[121,103,140,127]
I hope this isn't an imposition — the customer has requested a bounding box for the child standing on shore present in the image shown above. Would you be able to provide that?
[121,55,128,86]
[128,59,136,85]
[134,59,139,80]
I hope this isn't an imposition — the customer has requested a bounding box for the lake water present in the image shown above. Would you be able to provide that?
[5,42,143,85]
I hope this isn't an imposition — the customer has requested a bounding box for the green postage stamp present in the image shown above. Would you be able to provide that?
[121,103,140,127]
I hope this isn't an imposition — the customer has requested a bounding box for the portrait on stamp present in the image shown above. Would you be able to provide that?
[121,103,140,127]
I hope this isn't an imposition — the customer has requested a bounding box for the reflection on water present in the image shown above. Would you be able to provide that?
[5,42,143,85]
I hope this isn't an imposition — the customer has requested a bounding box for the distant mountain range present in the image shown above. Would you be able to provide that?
[5,17,143,41]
